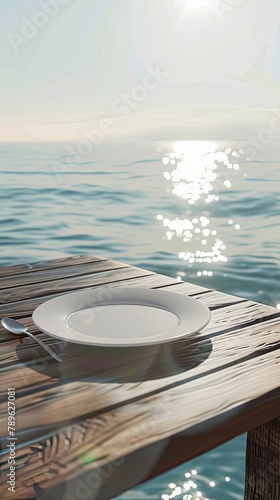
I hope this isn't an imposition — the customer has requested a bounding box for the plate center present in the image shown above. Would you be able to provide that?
[66,304,180,341]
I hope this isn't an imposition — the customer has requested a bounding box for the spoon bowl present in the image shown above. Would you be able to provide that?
[2,317,29,335]
[1,317,63,363]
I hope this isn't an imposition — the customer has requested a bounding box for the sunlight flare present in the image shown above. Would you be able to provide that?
[184,0,214,8]
[181,0,222,18]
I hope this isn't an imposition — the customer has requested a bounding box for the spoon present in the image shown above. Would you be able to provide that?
[1,317,63,363]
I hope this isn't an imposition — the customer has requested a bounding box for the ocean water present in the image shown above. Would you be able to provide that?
[1,140,279,500]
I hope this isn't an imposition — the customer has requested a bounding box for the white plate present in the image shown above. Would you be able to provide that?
[32,287,211,347]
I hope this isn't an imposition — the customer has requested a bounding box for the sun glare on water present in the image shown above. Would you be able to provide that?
[157,141,243,276]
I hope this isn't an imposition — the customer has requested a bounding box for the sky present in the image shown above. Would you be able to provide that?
[1,0,280,142]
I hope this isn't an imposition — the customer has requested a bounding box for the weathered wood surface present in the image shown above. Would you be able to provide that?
[0,255,106,279]
[0,255,279,499]
[244,418,280,500]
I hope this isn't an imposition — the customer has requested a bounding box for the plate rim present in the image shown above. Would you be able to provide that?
[32,287,211,347]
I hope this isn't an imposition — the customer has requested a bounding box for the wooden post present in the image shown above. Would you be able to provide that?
[244,418,280,500]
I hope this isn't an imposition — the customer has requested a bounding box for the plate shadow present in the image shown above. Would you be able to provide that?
[16,332,212,383]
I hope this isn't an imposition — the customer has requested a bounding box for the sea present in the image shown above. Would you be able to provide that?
[1,139,279,500]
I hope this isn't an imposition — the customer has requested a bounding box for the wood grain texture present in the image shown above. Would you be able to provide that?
[0,266,154,318]
[0,260,114,290]
[0,259,133,304]
[0,255,279,500]
[244,418,280,500]
[0,255,107,279]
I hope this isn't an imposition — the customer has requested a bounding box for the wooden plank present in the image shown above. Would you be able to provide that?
[0,271,212,323]
[0,350,279,499]
[0,284,278,379]
[0,260,119,290]
[245,418,280,500]
[0,273,177,337]
[0,301,279,440]
[0,267,153,318]
[0,277,272,379]
[0,260,132,304]
[161,282,247,308]
[0,287,242,345]
[0,279,278,433]
[0,255,107,279]
[0,256,279,499]
[156,280,210,295]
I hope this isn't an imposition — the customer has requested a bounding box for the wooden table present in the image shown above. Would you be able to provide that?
[0,255,279,500]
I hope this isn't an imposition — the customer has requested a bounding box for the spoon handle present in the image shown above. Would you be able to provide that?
[26,331,63,362]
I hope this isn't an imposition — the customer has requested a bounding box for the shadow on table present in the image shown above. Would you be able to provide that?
[15,333,212,383]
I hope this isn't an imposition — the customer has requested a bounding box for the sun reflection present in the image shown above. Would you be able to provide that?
[162,468,221,499]
[158,141,242,277]
[162,142,235,205]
